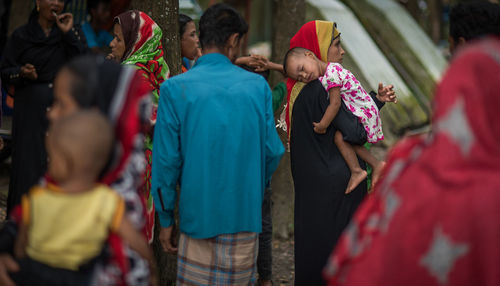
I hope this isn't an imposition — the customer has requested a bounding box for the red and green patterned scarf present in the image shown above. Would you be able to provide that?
[115,10,169,150]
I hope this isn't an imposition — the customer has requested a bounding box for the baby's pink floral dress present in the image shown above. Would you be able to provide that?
[319,62,384,143]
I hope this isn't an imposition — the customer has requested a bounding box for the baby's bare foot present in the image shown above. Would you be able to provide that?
[370,161,386,190]
[346,169,368,194]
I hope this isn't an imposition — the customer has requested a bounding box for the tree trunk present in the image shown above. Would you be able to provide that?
[428,0,442,43]
[131,0,182,76]
[130,1,181,285]
[269,0,305,240]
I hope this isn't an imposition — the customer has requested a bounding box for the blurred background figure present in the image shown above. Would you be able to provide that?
[11,110,157,286]
[0,0,85,215]
[82,0,113,54]
[448,1,500,55]
[324,2,500,285]
[179,13,200,72]
[324,35,500,286]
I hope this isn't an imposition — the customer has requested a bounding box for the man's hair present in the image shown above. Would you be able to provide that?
[87,0,111,14]
[199,3,248,50]
[239,64,270,81]
[450,2,500,42]
[282,47,312,77]
[49,110,114,178]
[179,14,194,37]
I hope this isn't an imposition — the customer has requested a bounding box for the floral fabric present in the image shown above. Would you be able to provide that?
[320,62,383,143]
[117,10,169,150]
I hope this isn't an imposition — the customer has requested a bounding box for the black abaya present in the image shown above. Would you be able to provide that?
[0,12,86,213]
[291,80,383,285]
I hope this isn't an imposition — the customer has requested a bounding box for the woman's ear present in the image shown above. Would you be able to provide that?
[227,33,240,49]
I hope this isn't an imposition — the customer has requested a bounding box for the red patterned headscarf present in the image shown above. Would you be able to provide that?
[115,10,169,103]
[324,37,500,286]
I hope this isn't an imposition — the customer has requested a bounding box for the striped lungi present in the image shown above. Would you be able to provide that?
[177,232,258,285]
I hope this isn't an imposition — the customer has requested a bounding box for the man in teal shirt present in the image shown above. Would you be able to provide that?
[152,4,284,284]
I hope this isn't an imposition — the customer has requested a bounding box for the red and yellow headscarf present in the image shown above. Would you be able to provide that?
[286,20,340,137]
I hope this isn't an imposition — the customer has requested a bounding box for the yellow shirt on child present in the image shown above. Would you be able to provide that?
[21,184,124,270]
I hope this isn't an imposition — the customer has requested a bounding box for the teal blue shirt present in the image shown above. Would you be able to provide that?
[152,53,284,239]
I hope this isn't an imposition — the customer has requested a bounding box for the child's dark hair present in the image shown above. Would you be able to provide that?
[87,0,111,14]
[282,47,312,77]
[179,14,194,37]
[239,64,270,81]
[199,3,248,50]
[63,55,121,113]
[450,2,500,42]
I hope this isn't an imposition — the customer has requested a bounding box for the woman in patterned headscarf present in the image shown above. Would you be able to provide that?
[287,20,393,285]
[109,10,169,244]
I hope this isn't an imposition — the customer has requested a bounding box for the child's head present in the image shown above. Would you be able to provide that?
[46,110,114,183]
[283,47,324,83]
[239,64,270,81]
[449,2,500,54]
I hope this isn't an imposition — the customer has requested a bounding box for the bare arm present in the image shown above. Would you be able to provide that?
[314,87,341,134]
[117,217,158,286]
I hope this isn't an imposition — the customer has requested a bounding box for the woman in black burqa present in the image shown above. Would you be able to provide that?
[0,0,86,213]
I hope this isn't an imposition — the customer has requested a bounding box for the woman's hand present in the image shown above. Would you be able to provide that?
[106,53,118,62]
[20,64,37,80]
[376,83,397,103]
[54,12,74,34]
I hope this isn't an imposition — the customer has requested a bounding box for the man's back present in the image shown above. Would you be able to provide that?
[153,53,284,239]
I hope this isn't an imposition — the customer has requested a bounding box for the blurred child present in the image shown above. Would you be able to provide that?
[11,111,157,286]
[284,46,396,192]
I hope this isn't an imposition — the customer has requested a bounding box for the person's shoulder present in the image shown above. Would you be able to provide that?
[10,23,30,39]
[161,70,191,86]
[93,184,121,199]
[303,79,327,94]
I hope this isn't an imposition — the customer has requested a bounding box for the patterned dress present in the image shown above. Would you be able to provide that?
[319,62,383,143]
[117,10,170,243]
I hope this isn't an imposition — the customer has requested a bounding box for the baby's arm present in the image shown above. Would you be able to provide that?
[118,217,158,286]
[376,83,397,103]
[313,87,341,134]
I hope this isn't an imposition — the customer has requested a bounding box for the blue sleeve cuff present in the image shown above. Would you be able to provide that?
[156,210,174,228]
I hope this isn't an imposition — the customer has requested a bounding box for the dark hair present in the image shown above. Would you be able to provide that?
[179,14,194,37]
[282,47,310,77]
[450,2,500,42]
[199,3,248,50]
[87,0,111,14]
[63,55,121,113]
[239,64,270,80]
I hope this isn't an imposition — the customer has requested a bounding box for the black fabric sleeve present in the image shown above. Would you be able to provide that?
[312,80,367,146]
[332,101,367,146]
[0,32,25,87]
[369,90,385,110]
[62,26,88,57]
